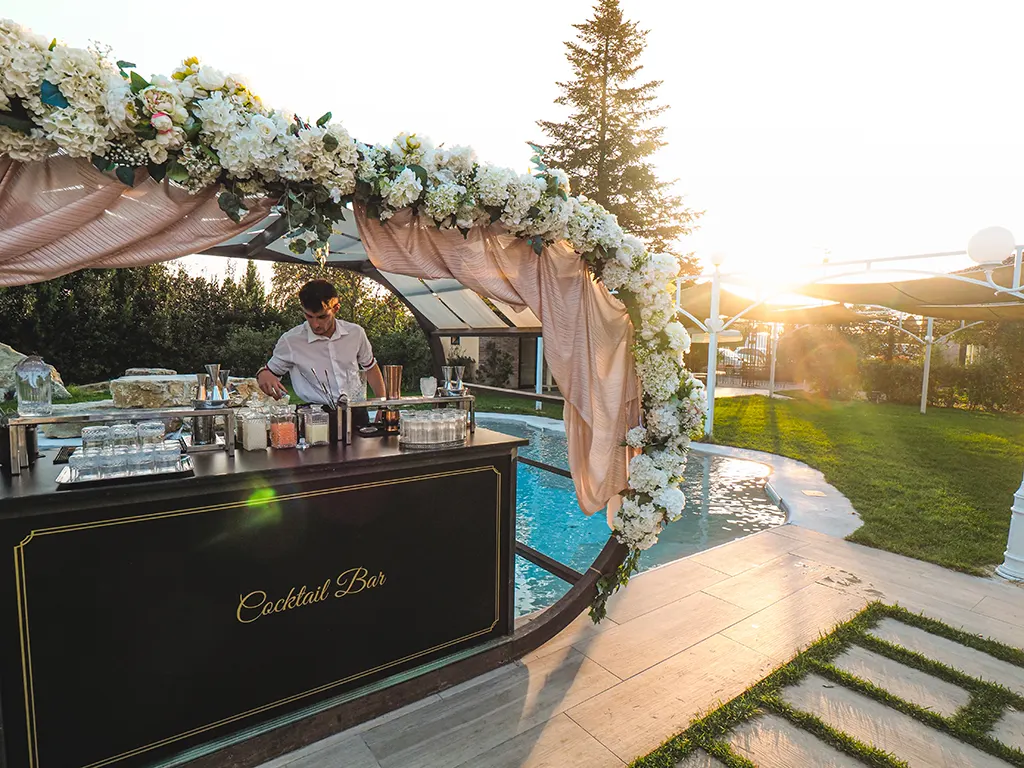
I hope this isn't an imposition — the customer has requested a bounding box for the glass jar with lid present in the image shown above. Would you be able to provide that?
[302,410,330,446]
[270,406,297,449]
[241,411,269,451]
[14,355,53,416]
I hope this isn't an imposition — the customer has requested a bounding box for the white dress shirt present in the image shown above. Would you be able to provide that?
[266,320,376,405]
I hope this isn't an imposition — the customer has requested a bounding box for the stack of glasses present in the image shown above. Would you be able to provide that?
[68,422,182,481]
[398,410,468,450]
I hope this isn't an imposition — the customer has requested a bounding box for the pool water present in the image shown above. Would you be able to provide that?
[477,417,786,616]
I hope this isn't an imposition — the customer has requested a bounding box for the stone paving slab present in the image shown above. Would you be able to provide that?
[460,713,624,768]
[992,708,1024,752]
[782,674,1012,767]
[868,618,1024,697]
[728,713,863,767]
[830,643,972,717]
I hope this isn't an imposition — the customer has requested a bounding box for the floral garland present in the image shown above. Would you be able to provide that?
[0,19,708,621]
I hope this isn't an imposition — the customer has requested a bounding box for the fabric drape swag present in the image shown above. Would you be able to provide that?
[0,154,271,286]
[354,205,639,517]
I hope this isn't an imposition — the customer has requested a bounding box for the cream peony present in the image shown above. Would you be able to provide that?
[196,66,226,91]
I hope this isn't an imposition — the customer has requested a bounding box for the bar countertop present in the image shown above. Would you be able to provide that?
[0,428,528,512]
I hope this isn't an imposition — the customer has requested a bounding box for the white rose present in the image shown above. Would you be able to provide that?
[177,80,194,100]
[250,114,277,141]
[196,66,226,91]
[150,112,173,131]
[664,321,691,353]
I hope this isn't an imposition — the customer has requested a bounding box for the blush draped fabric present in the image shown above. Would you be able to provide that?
[354,205,640,517]
[0,154,271,286]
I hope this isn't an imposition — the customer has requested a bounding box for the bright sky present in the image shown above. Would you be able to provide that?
[13,0,1024,283]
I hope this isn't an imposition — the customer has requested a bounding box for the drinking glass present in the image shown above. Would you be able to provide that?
[81,426,109,454]
[108,423,139,453]
[419,377,437,398]
[68,452,92,481]
[101,451,128,478]
[127,451,155,476]
[138,421,166,451]
[155,442,182,472]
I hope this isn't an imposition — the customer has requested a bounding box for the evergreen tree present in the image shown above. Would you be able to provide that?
[536,0,700,271]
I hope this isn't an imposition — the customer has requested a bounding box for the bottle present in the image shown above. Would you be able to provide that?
[15,355,53,416]
[270,406,298,449]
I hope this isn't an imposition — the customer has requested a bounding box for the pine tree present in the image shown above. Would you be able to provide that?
[536,0,700,271]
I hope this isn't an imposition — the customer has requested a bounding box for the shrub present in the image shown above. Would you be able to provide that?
[373,325,434,390]
[218,326,288,377]
[860,357,922,405]
[477,346,516,387]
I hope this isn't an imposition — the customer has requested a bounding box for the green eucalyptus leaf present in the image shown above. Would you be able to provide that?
[116,60,136,70]
[40,80,70,109]
[200,145,220,163]
[166,161,189,183]
[557,189,568,202]
[316,111,332,127]
[148,162,167,182]
[90,154,109,172]
[48,38,57,51]
[322,132,339,153]
[184,119,201,140]
[133,123,157,141]
[0,111,35,134]
[531,237,544,256]
[115,165,136,187]
[129,71,151,95]
[289,238,309,255]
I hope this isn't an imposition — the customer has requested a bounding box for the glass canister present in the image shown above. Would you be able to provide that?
[270,406,297,449]
[14,355,53,416]
[302,410,330,446]
[241,411,268,451]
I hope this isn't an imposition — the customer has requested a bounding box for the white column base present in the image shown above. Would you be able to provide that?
[995,476,1024,581]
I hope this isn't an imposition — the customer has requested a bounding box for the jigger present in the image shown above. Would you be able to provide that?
[218,369,231,401]
[195,373,210,401]
[205,364,221,400]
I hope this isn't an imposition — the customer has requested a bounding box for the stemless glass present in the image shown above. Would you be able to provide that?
[419,376,437,398]
[138,421,166,451]
[81,425,109,454]
[155,441,182,472]
[108,423,139,453]
[127,451,155,476]
[101,451,128,478]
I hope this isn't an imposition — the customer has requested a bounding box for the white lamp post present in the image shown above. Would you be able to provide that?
[966,227,1024,581]
[704,252,726,437]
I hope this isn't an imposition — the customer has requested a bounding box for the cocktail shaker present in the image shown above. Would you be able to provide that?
[381,365,403,434]
[205,364,221,400]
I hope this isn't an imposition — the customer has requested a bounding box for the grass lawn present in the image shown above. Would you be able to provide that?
[710,396,1024,574]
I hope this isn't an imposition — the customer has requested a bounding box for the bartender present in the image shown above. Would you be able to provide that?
[256,280,387,427]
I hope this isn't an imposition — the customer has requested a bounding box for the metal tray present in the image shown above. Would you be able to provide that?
[55,455,195,490]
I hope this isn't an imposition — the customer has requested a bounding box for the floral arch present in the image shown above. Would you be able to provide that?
[0,19,707,616]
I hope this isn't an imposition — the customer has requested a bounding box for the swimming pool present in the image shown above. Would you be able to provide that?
[476,416,786,616]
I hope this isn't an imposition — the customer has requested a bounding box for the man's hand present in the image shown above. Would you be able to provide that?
[257,369,288,399]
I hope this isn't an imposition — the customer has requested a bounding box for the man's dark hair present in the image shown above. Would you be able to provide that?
[298,280,338,312]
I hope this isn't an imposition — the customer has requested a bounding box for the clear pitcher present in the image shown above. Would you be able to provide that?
[15,355,53,416]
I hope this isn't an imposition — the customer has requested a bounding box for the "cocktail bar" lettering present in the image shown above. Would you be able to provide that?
[236,567,387,624]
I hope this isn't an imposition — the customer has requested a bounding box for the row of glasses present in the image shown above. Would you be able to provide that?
[399,409,468,448]
[71,422,180,481]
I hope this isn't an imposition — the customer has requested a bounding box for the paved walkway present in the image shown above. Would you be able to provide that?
[254,523,1024,768]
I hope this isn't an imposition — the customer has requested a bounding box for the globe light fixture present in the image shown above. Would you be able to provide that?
[967,226,1015,267]
[709,251,727,268]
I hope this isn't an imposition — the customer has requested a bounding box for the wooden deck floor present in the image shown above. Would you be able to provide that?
[258,525,1024,768]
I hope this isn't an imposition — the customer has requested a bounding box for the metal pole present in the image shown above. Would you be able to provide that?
[996,471,1024,581]
[920,318,933,415]
[768,323,779,398]
[704,267,721,436]
[1014,246,1023,291]
[534,336,544,411]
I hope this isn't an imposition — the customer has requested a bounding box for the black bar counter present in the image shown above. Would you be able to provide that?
[0,429,526,768]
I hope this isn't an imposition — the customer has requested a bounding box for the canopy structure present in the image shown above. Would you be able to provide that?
[680,251,1024,434]
[201,211,543,357]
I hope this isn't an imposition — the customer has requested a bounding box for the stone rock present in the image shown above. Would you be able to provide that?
[0,342,71,400]
[125,367,177,376]
[75,381,111,395]
[39,401,118,438]
[228,377,289,407]
[109,375,198,408]
[108,374,287,409]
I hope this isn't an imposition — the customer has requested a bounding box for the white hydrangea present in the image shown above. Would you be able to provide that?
[0,19,48,101]
[627,453,669,495]
[635,351,682,402]
[424,182,465,223]
[501,173,545,229]
[474,164,515,207]
[40,105,109,157]
[599,261,631,291]
[651,448,687,478]
[664,321,691,353]
[653,485,686,520]
[625,426,647,448]
[645,404,680,439]
[194,91,242,140]
[615,234,644,266]
[390,131,434,168]
[384,167,423,209]
[0,125,54,161]
[435,144,476,176]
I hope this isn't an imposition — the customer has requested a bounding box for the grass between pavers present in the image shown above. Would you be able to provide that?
[708,396,1024,574]
[629,603,1024,768]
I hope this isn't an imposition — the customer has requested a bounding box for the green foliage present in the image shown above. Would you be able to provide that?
[372,325,433,390]
[476,345,516,387]
[446,345,477,381]
[860,357,922,404]
[220,326,287,377]
[710,396,1024,573]
[534,0,700,270]
[860,354,1024,412]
